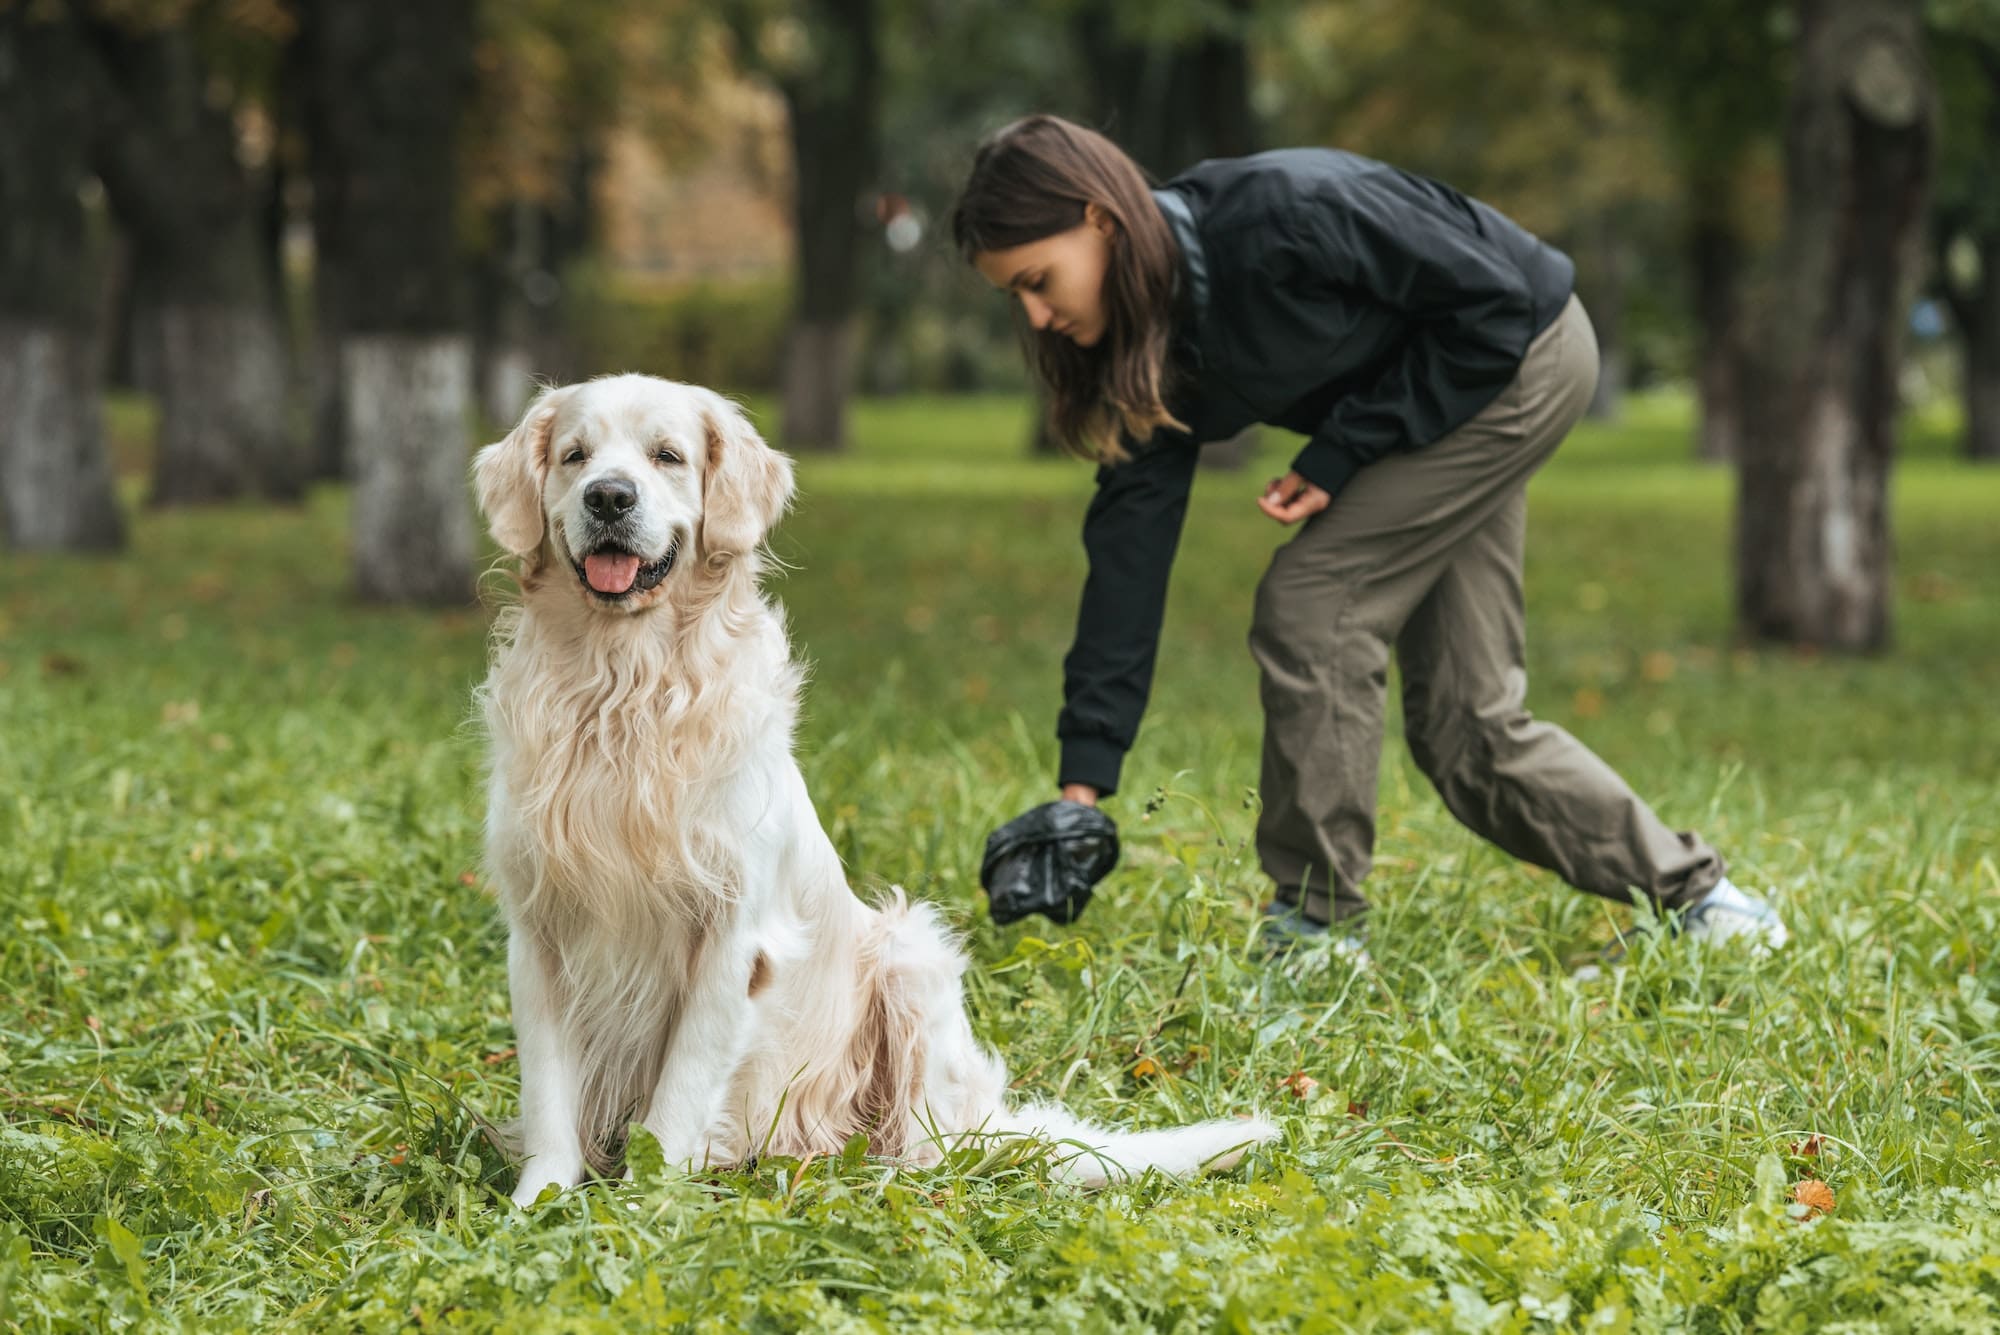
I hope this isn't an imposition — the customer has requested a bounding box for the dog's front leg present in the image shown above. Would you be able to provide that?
[635,951,757,1171]
[508,929,587,1206]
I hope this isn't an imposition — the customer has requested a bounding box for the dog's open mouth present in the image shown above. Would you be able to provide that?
[574,541,678,599]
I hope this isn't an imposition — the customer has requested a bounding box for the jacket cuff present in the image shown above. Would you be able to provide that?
[1057,735,1126,798]
[1289,440,1364,499]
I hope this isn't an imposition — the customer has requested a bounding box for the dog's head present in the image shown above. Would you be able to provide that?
[474,375,795,613]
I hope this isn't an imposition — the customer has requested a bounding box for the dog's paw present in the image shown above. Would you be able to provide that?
[510,1157,577,1208]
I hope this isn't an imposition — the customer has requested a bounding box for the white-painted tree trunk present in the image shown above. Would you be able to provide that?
[1198,427,1260,471]
[781,319,855,452]
[0,322,125,551]
[147,303,296,504]
[345,333,476,604]
[482,343,537,429]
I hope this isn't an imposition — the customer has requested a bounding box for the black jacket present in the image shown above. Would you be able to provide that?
[1057,148,1576,796]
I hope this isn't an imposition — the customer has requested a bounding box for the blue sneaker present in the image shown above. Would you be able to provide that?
[1573,877,1787,979]
[1259,901,1371,966]
[1681,878,1789,953]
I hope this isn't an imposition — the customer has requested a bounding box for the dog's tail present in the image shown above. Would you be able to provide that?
[990,1101,1279,1187]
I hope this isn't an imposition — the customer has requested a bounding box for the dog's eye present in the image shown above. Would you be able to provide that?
[653,448,682,466]
[562,448,586,466]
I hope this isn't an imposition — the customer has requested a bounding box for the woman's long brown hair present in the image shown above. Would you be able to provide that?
[951,115,1186,463]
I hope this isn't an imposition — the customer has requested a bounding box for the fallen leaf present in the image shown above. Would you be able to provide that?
[1279,1069,1321,1101]
[1130,1057,1164,1080]
[1346,1099,1370,1119]
[458,871,479,887]
[1789,1133,1828,1158]
[1793,1180,1835,1215]
[484,1047,517,1065]
[1912,571,1956,603]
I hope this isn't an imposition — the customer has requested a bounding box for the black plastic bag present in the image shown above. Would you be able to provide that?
[979,800,1120,926]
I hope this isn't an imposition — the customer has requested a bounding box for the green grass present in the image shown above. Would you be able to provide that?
[3,390,1999,1330]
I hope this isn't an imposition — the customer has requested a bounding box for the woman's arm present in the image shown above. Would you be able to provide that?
[1056,436,1201,799]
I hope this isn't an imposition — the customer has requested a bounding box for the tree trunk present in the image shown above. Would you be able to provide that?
[347,336,476,604]
[0,10,125,552]
[1201,428,1261,471]
[0,326,124,551]
[1028,387,1063,456]
[1943,234,2000,462]
[778,0,880,451]
[1737,0,1934,651]
[1076,0,1257,177]
[140,305,294,503]
[302,0,477,603]
[1580,216,1630,421]
[1963,240,2000,460]
[1075,0,1260,470]
[85,21,301,504]
[782,318,858,450]
[309,299,348,479]
[1690,212,1748,462]
[291,15,347,482]
[472,199,564,428]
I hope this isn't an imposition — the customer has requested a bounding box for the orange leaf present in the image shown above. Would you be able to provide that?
[1793,1180,1835,1215]
[1279,1069,1321,1101]
[1789,1133,1828,1158]
[1131,1057,1164,1080]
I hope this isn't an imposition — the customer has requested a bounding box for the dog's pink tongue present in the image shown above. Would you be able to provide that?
[584,553,642,594]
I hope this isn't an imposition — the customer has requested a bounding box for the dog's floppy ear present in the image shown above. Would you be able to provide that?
[697,391,795,558]
[474,385,571,559]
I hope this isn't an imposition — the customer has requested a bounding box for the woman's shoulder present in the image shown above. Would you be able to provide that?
[1168,148,1392,233]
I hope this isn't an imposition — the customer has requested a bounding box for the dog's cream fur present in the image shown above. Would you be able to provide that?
[473,374,1275,1206]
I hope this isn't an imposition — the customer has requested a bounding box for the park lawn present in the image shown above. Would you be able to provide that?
[2,391,1998,1331]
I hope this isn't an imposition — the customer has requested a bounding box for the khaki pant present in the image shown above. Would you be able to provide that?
[1250,296,1724,923]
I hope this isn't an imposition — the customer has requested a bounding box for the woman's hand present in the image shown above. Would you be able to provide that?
[1258,472,1331,525]
[1060,783,1100,807]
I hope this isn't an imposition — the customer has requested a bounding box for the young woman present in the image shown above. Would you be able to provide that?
[953,115,1786,957]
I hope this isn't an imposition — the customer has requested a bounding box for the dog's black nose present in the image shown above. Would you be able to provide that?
[583,476,638,518]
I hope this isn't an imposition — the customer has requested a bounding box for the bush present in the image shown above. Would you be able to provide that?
[565,263,792,394]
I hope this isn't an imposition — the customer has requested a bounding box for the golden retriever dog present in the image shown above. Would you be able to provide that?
[473,374,1275,1206]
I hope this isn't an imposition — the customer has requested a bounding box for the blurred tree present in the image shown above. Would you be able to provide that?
[0,5,126,551]
[854,0,1085,449]
[300,0,479,604]
[1074,0,1259,175]
[462,0,716,427]
[1928,0,2000,459]
[1738,0,1934,649]
[1261,0,1675,423]
[1071,0,1266,467]
[1580,0,1788,461]
[724,0,881,452]
[79,0,302,505]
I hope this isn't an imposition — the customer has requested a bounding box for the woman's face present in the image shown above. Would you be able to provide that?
[974,206,1115,348]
